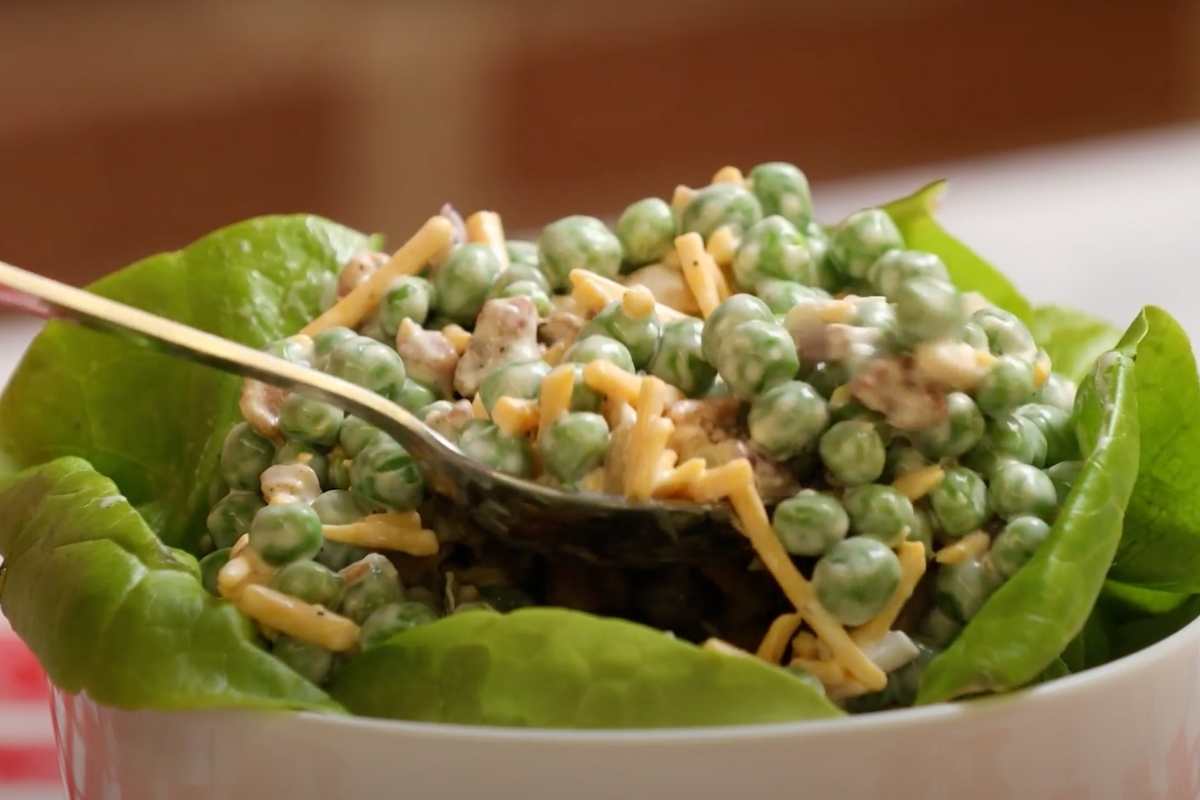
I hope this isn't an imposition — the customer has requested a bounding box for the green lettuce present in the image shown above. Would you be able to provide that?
[332,608,841,727]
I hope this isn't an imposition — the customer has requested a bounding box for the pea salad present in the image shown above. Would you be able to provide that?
[0,163,1197,728]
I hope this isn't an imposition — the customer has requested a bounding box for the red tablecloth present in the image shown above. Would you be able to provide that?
[0,614,60,797]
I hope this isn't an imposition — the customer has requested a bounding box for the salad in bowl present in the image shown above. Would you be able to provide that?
[1,162,1198,732]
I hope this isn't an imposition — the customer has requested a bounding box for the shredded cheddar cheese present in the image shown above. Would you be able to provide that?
[471,393,489,419]
[235,584,360,652]
[568,269,687,321]
[323,512,439,556]
[705,225,739,268]
[302,215,454,335]
[442,323,472,354]
[671,184,696,216]
[1034,352,1051,388]
[756,612,805,664]
[621,284,657,319]
[537,364,576,438]
[625,376,673,501]
[711,165,746,186]
[893,464,946,502]
[852,541,928,644]
[542,340,568,366]
[492,395,540,437]
[465,210,508,269]
[583,359,644,406]
[675,233,721,318]
[652,457,706,498]
[935,531,990,566]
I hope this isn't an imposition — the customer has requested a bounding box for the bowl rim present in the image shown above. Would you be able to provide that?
[123,603,1196,744]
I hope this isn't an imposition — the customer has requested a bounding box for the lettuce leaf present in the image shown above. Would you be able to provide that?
[1029,305,1122,383]
[0,457,340,712]
[1106,307,1200,591]
[0,215,370,550]
[332,608,841,727]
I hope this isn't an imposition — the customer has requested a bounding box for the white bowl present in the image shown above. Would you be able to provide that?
[49,614,1200,800]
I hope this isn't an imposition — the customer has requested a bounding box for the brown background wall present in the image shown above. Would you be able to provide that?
[2,0,1198,284]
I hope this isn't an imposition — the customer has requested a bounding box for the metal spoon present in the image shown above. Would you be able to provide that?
[0,260,742,566]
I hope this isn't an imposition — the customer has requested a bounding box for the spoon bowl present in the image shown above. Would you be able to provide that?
[0,260,743,567]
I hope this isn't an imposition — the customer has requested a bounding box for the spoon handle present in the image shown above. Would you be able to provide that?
[0,260,449,460]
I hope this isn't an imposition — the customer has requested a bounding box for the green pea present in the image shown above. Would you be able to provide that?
[338,416,390,458]
[206,490,266,550]
[616,197,676,267]
[279,394,345,447]
[886,444,931,480]
[350,441,425,511]
[679,183,763,239]
[220,422,275,490]
[249,502,324,566]
[830,209,903,279]
[989,461,1058,521]
[199,548,231,596]
[805,361,850,399]
[495,279,552,316]
[715,319,799,399]
[357,313,391,345]
[490,261,551,295]
[908,506,935,556]
[458,420,535,478]
[395,380,438,413]
[867,249,950,299]
[819,420,886,486]
[339,553,403,624]
[893,278,965,344]
[325,336,407,401]
[311,489,365,525]
[849,296,899,346]
[506,239,540,269]
[972,307,1036,359]
[801,221,841,292]
[1037,373,1077,413]
[273,636,333,685]
[565,334,636,373]
[976,355,1036,417]
[539,412,611,485]
[1046,460,1082,504]
[844,484,917,547]
[701,294,774,363]
[479,359,551,414]
[813,537,902,626]
[378,276,434,336]
[989,515,1051,578]
[264,336,314,367]
[271,560,345,607]
[917,607,963,648]
[755,280,830,316]
[538,215,623,290]
[361,601,439,648]
[274,441,330,488]
[935,557,1000,623]
[578,301,661,368]
[648,318,717,398]
[928,466,989,538]
[434,243,503,324]
[1015,403,1079,465]
[985,412,1048,467]
[772,490,848,556]
[312,326,357,369]
[748,380,828,459]
[915,392,985,458]
[961,321,989,351]
[748,162,812,228]
[732,216,815,291]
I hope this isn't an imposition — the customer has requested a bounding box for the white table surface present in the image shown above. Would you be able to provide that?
[3,123,1199,386]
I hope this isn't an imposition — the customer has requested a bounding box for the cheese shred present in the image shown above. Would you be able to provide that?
[302,215,454,335]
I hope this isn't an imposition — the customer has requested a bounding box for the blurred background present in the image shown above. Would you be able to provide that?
[3,0,1199,286]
